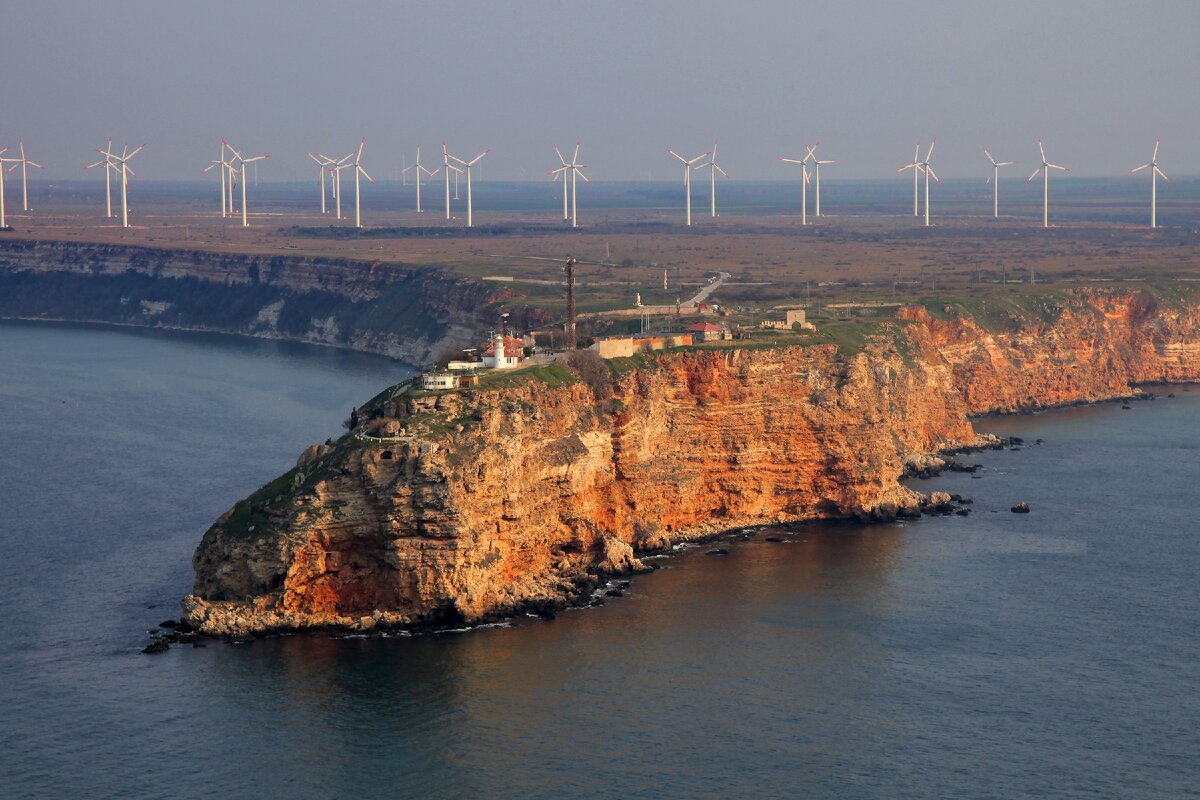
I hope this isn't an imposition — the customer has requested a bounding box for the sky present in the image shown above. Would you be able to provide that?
[3,0,1197,182]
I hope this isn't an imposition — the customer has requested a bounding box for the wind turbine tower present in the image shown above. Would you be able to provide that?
[11,140,42,212]
[705,140,727,218]
[411,146,438,213]
[779,146,812,225]
[550,142,589,228]
[667,148,708,226]
[1026,138,1069,228]
[0,148,22,228]
[307,152,336,215]
[446,148,489,227]
[225,142,269,228]
[442,144,464,220]
[897,142,923,217]
[808,144,836,217]
[1129,139,1169,229]
[84,137,118,218]
[348,138,374,229]
[96,143,146,228]
[983,149,1015,218]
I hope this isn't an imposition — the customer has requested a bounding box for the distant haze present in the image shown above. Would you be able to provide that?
[4,0,1197,182]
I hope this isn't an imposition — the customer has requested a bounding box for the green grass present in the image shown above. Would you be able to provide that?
[474,363,579,390]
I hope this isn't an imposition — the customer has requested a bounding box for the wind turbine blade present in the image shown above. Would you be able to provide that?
[925,166,940,183]
[711,140,718,161]
[997,161,1015,167]
[360,166,374,183]
[1047,163,1068,172]
[714,164,728,177]
[782,158,804,165]
[554,145,566,165]
[984,148,997,166]
[667,148,688,164]
[85,159,107,170]
[1129,163,1150,174]
[1152,139,1160,163]
[688,153,708,165]
[1038,139,1047,164]
[571,140,580,165]
[1027,168,1041,183]
[1155,166,1170,182]
[985,176,992,186]
[469,150,490,166]
[357,138,365,162]
[575,168,590,183]
[925,139,936,161]
[817,159,836,165]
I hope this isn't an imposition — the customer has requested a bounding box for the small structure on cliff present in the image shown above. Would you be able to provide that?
[446,333,528,372]
[686,321,731,342]
[760,309,814,331]
[591,332,694,359]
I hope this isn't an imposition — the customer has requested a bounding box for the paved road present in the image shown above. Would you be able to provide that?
[685,271,731,307]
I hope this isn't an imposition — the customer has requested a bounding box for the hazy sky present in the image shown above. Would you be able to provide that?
[4,0,1197,182]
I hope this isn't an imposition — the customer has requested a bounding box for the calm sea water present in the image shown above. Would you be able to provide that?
[1,322,1197,800]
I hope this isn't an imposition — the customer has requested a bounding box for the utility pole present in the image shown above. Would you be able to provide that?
[564,257,577,350]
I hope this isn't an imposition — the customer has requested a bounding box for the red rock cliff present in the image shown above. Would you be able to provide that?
[183,287,1200,635]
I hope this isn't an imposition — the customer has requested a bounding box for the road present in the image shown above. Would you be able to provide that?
[685,271,731,307]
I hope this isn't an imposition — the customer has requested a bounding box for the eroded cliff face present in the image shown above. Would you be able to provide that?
[183,287,1200,636]
[0,240,544,364]
[898,288,1200,413]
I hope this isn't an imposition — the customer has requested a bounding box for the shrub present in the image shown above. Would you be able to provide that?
[564,350,613,402]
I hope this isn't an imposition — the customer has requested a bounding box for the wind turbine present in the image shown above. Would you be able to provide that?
[806,143,836,217]
[1129,139,1169,229]
[307,152,336,215]
[0,148,21,228]
[10,140,42,212]
[96,143,146,228]
[705,140,727,218]
[550,141,589,228]
[667,148,708,226]
[202,140,238,218]
[779,147,812,224]
[225,142,269,227]
[411,146,438,213]
[447,147,490,227]
[442,144,463,220]
[983,149,1015,218]
[897,142,924,217]
[348,138,374,228]
[85,137,119,218]
[1026,138,1069,228]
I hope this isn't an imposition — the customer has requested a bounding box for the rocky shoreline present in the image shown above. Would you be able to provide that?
[168,287,1200,643]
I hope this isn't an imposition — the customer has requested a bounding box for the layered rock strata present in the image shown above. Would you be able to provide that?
[0,240,543,363]
[184,287,1200,635]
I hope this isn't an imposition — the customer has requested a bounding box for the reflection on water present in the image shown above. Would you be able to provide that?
[1,324,1198,799]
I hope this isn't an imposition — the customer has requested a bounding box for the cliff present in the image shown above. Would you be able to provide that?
[182,286,1200,636]
[0,240,543,364]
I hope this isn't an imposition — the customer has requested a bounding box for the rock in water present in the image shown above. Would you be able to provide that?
[1011,502,1031,514]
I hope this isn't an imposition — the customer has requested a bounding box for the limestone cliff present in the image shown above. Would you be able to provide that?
[183,286,1200,636]
[0,240,546,364]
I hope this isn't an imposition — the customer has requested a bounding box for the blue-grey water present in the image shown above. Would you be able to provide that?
[2,322,1198,799]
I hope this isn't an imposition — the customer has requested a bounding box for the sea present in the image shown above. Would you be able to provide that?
[1,321,1197,800]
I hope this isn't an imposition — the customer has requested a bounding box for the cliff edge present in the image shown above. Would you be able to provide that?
[183,286,1200,635]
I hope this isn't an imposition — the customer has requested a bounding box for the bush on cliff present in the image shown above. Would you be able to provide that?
[564,350,613,402]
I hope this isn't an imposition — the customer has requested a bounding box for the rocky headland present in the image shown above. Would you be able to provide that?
[0,239,544,364]
[182,286,1200,637]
